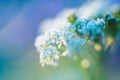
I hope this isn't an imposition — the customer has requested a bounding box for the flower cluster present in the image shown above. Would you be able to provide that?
[35,16,105,67]
[34,29,66,66]
[69,16,105,40]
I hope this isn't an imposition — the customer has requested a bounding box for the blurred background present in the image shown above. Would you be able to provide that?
[0,0,120,80]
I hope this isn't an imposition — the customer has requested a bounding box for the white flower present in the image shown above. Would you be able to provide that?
[34,0,109,66]
[34,16,106,66]
[40,46,60,67]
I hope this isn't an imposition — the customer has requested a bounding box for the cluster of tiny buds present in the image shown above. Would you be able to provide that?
[35,15,106,67]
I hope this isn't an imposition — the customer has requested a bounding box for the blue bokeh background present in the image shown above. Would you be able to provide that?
[0,0,120,80]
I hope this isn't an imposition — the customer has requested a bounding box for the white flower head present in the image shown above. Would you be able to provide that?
[34,0,108,66]
[40,46,60,67]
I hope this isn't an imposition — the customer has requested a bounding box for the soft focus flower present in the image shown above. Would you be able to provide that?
[39,46,60,67]
[34,0,114,66]
[69,16,105,40]
[35,15,106,66]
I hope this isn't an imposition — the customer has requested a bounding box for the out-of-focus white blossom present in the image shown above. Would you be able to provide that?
[35,16,105,66]
[35,25,74,66]
[39,46,60,67]
[34,0,108,66]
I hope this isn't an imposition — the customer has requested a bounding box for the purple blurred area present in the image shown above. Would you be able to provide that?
[0,0,120,80]
[0,0,86,59]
